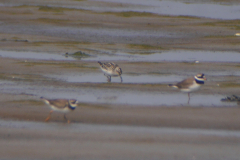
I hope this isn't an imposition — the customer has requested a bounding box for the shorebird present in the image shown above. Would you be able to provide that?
[168,73,207,104]
[98,61,123,83]
[41,97,78,123]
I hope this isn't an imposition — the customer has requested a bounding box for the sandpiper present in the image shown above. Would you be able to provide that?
[168,73,207,104]
[98,61,123,83]
[41,97,78,123]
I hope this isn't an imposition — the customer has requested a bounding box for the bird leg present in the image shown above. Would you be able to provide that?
[188,93,190,104]
[104,74,111,82]
[120,76,123,83]
[107,76,111,82]
[64,114,70,124]
[45,110,53,122]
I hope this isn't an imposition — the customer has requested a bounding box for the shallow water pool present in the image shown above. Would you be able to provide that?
[0,81,237,107]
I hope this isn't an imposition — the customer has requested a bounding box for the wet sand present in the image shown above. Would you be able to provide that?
[1,120,240,160]
[0,0,240,159]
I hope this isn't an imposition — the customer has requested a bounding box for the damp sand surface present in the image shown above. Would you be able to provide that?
[1,119,240,160]
[1,0,240,52]
[0,0,240,159]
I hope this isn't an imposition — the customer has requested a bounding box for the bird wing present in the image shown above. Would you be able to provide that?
[103,62,117,70]
[176,77,195,89]
[48,99,69,109]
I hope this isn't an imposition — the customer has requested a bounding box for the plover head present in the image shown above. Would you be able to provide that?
[68,99,78,108]
[194,73,207,84]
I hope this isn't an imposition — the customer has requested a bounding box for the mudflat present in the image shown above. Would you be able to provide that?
[0,0,240,160]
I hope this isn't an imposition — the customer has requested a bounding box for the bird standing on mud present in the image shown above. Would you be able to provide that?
[41,97,78,123]
[98,61,123,83]
[168,73,207,104]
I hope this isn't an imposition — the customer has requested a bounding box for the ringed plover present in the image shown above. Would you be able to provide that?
[168,73,207,104]
[41,97,78,123]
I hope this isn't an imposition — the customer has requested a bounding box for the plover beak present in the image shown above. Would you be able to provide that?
[204,77,207,80]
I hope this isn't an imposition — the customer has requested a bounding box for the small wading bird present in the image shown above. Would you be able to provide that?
[41,97,78,123]
[98,61,123,83]
[168,73,207,104]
